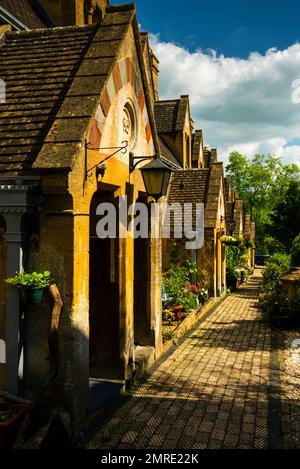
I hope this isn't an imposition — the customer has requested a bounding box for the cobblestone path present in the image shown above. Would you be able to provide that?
[89,271,280,449]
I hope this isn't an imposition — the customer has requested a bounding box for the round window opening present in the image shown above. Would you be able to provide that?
[122,102,136,149]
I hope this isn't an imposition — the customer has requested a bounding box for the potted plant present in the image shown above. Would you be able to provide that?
[0,402,29,448]
[5,271,53,304]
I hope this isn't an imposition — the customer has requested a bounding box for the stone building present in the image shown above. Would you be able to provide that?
[154,96,195,169]
[153,93,227,297]
[225,176,256,267]
[167,163,227,297]
[0,1,168,427]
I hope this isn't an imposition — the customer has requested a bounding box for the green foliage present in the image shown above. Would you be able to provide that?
[291,234,300,266]
[226,238,249,277]
[262,252,291,294]
[162,328,176,343]
[163,257,198,311]
[270,181,300,250]
[261,292,289,321]
[220,235,238,246]
[258,236,285,255]
[5,271,53,289]
[289,292,300,310]
[226,152,300,253]
[260,252,291,320]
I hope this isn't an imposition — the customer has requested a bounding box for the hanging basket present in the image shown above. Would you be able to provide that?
[221,235,238,246]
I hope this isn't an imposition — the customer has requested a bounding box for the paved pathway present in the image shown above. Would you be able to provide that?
[89,270,279,449]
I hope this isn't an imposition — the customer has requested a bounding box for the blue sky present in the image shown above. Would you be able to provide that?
[111,1,300,165]
[111,0,300,58]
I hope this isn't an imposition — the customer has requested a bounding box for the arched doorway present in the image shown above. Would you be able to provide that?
[89,191,121,379]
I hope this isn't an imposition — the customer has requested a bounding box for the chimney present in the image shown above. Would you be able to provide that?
[38,0,109,26]
[211,149,218,163]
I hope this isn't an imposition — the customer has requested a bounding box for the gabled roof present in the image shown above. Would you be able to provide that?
[0,4,146,175]
[168,169,210,206]
[154,99,179,133]
[0,23,97,174]
[158,136,181,168]
[167,168,210,231]
[154,95,189,133]
[0,0,47,30]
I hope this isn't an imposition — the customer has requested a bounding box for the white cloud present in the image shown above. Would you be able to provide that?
[150,34,300,167]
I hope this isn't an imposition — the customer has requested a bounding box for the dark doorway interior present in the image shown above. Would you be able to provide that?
[134,199,153,346]
[89,191,121,380]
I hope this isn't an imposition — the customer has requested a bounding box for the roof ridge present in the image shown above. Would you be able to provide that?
[5,23,97,39]
[107,3,136,13]
[155,99,179,104]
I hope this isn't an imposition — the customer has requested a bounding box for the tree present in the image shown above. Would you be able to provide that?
[226,152,300,251]
[270,181,300,250]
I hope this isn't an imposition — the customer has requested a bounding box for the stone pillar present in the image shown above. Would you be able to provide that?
[0,181,38,395]
[150,233,163,359]
[221,243,226,293]
[4,213,24,395]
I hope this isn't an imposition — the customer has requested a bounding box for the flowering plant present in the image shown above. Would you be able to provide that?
[199,288,209,304]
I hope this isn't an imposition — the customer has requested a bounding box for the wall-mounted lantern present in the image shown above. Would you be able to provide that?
[129,152,172,201]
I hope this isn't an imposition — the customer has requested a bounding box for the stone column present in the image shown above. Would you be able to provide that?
[0,181,37,395]
[4,212,24,395]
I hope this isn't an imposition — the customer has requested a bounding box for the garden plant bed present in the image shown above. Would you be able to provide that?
[162,297,217,354]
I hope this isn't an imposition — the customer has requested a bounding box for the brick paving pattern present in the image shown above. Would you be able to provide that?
[88,271,276,449]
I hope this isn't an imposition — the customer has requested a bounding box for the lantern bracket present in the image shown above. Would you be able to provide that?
[84,140,128,180]
[129,152,156,172]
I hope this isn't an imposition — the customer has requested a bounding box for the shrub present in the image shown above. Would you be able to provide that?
[289,292,300,310]
[260,236,285,255]
[291,234,300,266]
[162,257,198,310]
[262,252,291,295]
[162,328,176,343]
[226,238,250,288]
[261,252,291,321]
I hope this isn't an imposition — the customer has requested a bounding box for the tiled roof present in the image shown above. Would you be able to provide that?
[154,99,179,133]
[168,169,210,205]
[154,96,188,133]
[0,24,97,174]
[0,6,135,175]
[167,169,210,231]
[158,136,181,168]
[0,0,46,29]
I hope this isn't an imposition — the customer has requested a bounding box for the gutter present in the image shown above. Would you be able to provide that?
[0,6,29,30]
